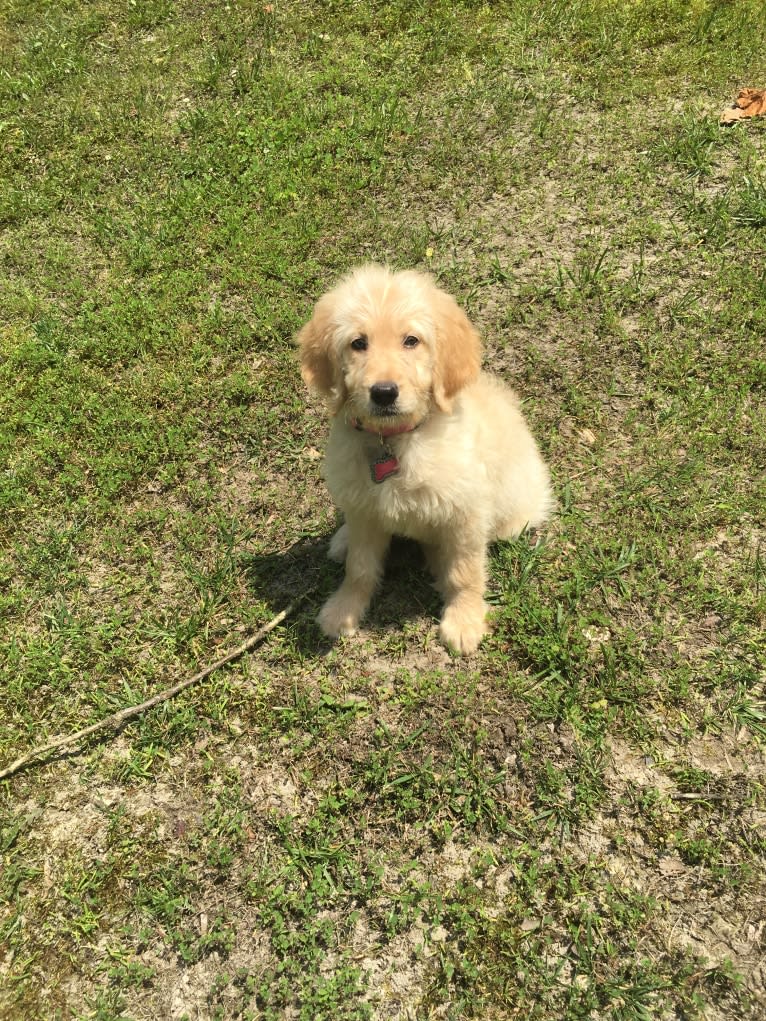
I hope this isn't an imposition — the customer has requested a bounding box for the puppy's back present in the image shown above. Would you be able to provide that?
[461,373,554,539]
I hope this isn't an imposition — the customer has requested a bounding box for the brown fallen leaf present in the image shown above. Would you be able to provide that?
[658,855,687,877]
[720,87,766,125]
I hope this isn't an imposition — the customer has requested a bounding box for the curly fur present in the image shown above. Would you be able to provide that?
[298,264,554,654]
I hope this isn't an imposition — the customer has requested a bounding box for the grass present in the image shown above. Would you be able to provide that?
[1,0,766,1018]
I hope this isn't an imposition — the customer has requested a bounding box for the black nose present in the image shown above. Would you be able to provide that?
[370,382,399,407]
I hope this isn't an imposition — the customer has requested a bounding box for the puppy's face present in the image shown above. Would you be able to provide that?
[298,266,482,429]
[332,281,436,431]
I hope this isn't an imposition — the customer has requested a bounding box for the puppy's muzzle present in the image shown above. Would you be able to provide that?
[369,381,399,409]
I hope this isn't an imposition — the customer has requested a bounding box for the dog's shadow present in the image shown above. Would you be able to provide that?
[240,532,441,654]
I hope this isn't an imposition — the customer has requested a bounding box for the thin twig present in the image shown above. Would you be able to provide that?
[669,792,726,802]
[0,593,311,781]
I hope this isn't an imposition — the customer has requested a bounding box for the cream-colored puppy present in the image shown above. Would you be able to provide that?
[298,265,554,654]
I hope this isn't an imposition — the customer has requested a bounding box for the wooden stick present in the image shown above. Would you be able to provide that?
[0,595,309,781]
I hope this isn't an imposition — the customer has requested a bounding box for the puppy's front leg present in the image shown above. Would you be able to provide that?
[435,538,489,655]
[318,516,390,639]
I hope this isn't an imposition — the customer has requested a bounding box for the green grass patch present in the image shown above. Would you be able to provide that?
[1,0,765,1018]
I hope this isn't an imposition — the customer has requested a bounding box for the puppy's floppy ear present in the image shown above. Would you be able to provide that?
[432,288,482,413]
[296,297,344,412]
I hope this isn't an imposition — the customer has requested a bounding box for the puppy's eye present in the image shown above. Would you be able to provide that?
[350,336,368,352]
[403,335,420,348]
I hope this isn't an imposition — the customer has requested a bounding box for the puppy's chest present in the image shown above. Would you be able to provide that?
[325,434,468,532]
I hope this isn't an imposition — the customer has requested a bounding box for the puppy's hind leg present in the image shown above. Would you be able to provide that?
[328,522,348,562]
[422,542,445,594]
[318,515,390,638]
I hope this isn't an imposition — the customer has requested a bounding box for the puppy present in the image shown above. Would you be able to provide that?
[298,265,554,654]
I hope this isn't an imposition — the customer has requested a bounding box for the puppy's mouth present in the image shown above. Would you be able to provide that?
[357,407,410,427]
[345,382,428,434]
[348,403,424,437]
[352,391,410,423]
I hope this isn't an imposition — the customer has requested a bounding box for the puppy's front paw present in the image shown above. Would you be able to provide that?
[317,590,362,639]
[439,600,488,655]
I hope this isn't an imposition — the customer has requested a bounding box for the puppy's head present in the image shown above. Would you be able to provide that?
[297,265,482,428]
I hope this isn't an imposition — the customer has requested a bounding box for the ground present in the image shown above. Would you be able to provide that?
[1,1,765,1019]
